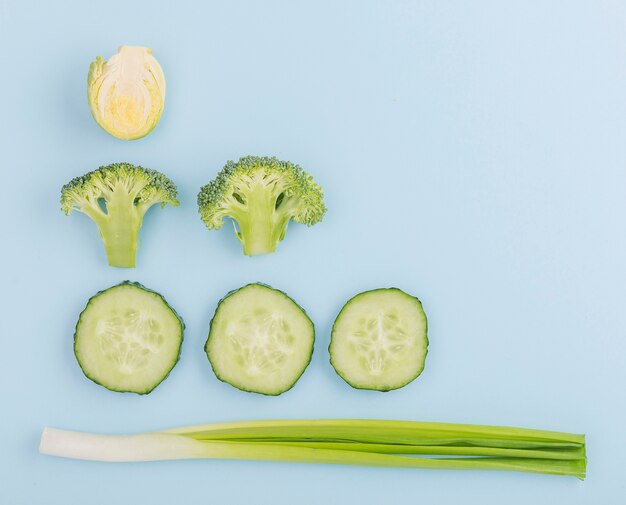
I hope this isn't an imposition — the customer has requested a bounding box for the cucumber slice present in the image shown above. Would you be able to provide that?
[205,283,314,396]
[74,282,184,394]
[330,288,428,391]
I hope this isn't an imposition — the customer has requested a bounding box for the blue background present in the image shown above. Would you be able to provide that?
[1,0,624,503]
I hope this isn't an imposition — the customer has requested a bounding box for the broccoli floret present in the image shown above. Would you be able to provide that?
[198,156,326,256]
[61,162,178,267]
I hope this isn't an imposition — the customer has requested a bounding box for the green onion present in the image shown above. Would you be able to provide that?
[39,419,586,479]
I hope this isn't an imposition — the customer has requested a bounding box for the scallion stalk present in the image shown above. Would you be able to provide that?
[39,419,586,479]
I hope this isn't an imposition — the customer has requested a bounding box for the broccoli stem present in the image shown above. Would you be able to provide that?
[240,222,278,255]
[98,217,141,267]
[92,196,143,268]
[237,189,288,256]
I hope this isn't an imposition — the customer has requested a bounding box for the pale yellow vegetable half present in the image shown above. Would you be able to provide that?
[87,46,165,140]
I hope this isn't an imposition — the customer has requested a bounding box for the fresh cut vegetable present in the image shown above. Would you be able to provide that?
[205,283,314,395]
[330,288,428,391]
[198,156,326,255]
[88,46,166,140]
[74,281,184,394]
[39,418,586,479]
[61,162,178,268]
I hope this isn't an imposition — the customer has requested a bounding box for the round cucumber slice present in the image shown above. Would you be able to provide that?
[330,288,428,391]
[74,281,184,394]
[205,283,314,396]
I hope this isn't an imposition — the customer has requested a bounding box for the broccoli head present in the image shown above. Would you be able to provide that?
[197,156,326,256]
[61,162,178,267]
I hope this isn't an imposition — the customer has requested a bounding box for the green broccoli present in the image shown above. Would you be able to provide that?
[197,156,326,256]
[61,162,179,268]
